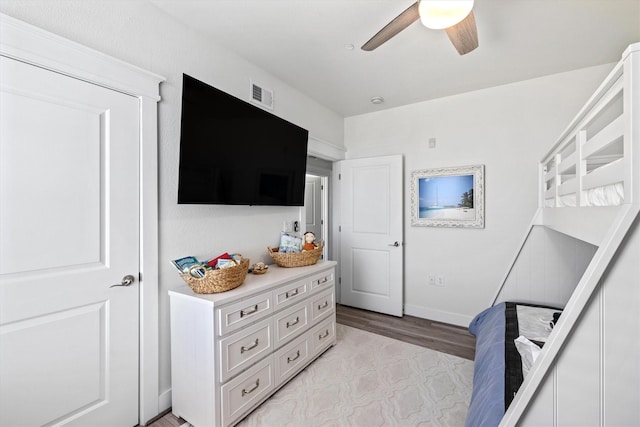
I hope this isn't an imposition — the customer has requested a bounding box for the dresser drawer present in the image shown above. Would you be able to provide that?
[309,269,334,293]
[221,355,274,427]
[274,302,309,348]
[273,278,308,311]
[309,288,335,323]
[310,317,336,354]
[219,318,272,383]
[217,291,273,336]
[274,333,310,385]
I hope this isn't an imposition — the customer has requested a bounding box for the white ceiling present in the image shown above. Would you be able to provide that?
[150,0,640,117]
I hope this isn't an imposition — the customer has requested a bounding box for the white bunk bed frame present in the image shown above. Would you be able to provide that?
[491,42,640,426]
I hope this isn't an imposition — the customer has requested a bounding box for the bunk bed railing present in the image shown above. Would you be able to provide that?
[492,42,639,306]
[534,42,638,246]
[498,41,640,426]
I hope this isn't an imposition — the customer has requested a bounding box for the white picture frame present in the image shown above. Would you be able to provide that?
[410,164,485,228]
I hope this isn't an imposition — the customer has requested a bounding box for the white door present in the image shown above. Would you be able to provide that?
[0,56,140,426]
[338,155,403,317]
[305,175,323,243]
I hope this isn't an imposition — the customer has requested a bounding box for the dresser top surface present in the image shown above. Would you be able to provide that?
[169,260,337,305]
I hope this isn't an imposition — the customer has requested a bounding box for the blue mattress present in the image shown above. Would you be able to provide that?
[465,302,560,427]
[465,302,509,427]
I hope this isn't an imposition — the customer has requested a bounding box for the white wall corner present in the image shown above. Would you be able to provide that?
[158,388,172,415]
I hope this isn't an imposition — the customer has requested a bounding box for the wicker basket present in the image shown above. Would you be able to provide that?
[268,241,324,268]
[180,258,250,294]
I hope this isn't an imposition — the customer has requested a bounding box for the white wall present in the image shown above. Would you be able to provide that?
[344,63,614,326]
[0,0,344,409]
[494,226,597,307]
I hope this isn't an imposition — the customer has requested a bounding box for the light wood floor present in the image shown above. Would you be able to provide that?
[145,304,476,427]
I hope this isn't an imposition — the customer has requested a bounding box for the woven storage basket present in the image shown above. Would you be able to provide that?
[268,241,324,268]
[180,258,250,294]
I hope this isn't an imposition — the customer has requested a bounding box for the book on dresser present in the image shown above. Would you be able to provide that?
[169,260,338,427]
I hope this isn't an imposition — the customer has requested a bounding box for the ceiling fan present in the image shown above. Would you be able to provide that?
[362,0,479,55]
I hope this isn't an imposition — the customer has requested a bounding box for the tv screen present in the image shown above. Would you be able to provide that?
[177,74,309,206]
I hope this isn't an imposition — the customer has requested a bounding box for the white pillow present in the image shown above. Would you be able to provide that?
[514,335,542,378]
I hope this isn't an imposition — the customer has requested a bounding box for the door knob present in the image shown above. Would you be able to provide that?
[110,274,136,288]
[388,241,400,247]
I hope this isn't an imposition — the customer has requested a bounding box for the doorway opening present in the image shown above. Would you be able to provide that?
[305,156,333,260]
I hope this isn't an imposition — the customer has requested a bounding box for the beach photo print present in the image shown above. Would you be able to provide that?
[410,164,485,228]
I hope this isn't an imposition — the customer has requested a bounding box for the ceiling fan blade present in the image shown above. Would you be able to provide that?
[444,11,479,55]
[361,2,419,51]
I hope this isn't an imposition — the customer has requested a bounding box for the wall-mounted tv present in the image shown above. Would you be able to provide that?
[177,74,309,206]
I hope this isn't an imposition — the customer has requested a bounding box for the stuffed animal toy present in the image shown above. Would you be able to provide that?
[302,231,317,251]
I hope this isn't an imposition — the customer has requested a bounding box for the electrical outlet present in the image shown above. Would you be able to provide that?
[428,275,436,286]
[437,275,445,287]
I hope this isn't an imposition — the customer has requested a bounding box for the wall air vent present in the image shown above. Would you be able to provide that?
[250,81,274,110]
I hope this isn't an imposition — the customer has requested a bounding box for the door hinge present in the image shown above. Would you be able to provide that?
[338,173,341,180]
[339,277,341,285]
[139,272,143,282]
[339,225,341,232]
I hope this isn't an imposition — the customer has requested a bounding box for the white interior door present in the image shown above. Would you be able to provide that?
[338,155,403,316]
[0,56,140,426]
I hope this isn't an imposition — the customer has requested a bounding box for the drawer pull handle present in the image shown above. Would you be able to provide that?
[240,338,259,354]
[319,329,330,340]
[318,277,329,284]
[287,350,301,364]
[241,379,260,397]
[286,317,300,328]
[317,301,329,310]
[285,289,299,298]
[240,304,259,318]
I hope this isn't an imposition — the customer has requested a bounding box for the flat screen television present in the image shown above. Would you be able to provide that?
[177,74,309,206]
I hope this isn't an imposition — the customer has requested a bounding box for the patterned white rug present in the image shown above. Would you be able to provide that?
[236,323,474,427]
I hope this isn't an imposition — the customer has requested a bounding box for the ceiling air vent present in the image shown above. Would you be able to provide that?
[250,81,274,110]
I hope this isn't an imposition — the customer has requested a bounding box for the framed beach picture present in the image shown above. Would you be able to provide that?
[410,164,485,228]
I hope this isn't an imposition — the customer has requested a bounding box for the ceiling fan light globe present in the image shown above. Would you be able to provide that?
[418,0,474,30]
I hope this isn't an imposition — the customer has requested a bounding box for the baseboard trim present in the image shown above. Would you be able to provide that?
[404,304,472,327]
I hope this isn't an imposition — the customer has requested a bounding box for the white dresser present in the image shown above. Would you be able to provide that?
[169,260,337,426]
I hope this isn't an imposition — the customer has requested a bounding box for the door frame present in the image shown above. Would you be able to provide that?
[1,14,165,425]
[307,136,346,281]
